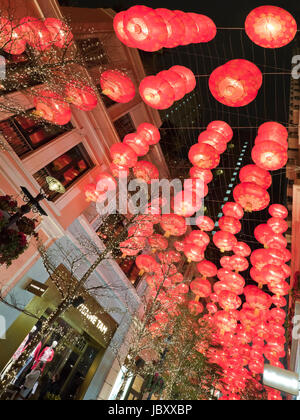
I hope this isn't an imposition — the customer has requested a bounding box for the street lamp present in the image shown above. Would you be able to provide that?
[7,177,65,227]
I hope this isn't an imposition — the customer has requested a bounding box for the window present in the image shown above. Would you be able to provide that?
[76,38,108,69]
[114,114,135,140]
[33,143,94,201]
[0,111,73,158]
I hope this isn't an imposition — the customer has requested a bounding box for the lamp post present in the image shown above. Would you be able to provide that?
[7,177,65,228]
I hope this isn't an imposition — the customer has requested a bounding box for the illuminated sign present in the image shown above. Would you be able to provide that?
[25,280,48,297]
[78,304,108,335]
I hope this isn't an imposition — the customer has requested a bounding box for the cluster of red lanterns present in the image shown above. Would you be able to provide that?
[139,66,196,110]
[0,16,73,55]
[100,70,136,104]
[245,5,297,49]
[209,59,263,107]
[114,6,216,52]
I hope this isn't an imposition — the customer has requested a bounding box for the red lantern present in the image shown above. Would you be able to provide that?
[120,236,146,257]
[244,286,272,312]
[269,308,286,325]
[220,256,233,270]
[269,204,288,219]
[65,81,98,111]
[218,216,241,235]
[252,141,287,171]
[155,8,185,48]
[170,65,197,94]
[113,11,137,48]
[20,17,51,51]
[198,130,227,154]
[189,143,220,169]
[148,234,168,252]
[33,90,72,125]
[239,164,272,189]
[186,230,210,249]
[250,248,284,270]
[44,18,73,48]
[222,202,244,219]
[100,70,135,104]
[158,250,181,264]
[254,224,274,245]
[188,301,204,316]
[248,359,264,375]
[96,172,117,195]
[209,59,261,107]
[188,14,217,43]
[226,59,263,91]
[137,123,160,146]
[207,303,218,314]
[173,11,199,45]
[255,134,287,151]
[245,6,297,49]
[123,133,149,157]
[207,120,233,143]
[184,243,204,263]
[213,311,238,334]
[190,278,212,299]
[218,270,245,292]
[213,231,237,253]
[173,190,202,218]
[158,69,186,101]
[110,163,130,179]
[136,254,159,276]
[196,215,215,232]
[250,267,268,289]
[258,121,288,142]
[232,242,251,257]
[271,295,286,308]
[160,214,187,238]
[197,260,218,278]
[233,182,270,212]
[261,264,285,286]
[229,255,249,272]
[133,161,159,184]
[267,217,288,234]
[84,184,100,203]
[264,233,287,250]
[139,75,174,110]
[190,167,213,184]
[174,240,185,253]
[123,6,168,52]
[0,19,26,55]
[219,291,241,311]
[110,143,137,168]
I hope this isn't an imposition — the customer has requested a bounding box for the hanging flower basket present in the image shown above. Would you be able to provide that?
[0,195,18,213]
[0,228,28,267]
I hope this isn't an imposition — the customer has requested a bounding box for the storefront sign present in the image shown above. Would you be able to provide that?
[25,280,48,297]
[78,304,109,335]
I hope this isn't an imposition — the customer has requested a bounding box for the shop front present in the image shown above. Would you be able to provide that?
[0,266,118,400]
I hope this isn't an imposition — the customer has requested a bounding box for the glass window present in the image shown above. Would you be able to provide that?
[0,111,73,158]
[114,114,136,141]
[33,143,94,201]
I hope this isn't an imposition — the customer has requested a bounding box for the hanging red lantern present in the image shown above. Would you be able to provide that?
[44,17,74,48]
[170,65,197,94]
[209,59,261,107]
[269,204,288,219]
[158,69,187,101]
[218,270,245,293]
[160,214,187,238]
[184,243,204,263]
[158,250,181,264]
[271,295,286,308]
[136,254,160,276]
[220,256,233,270]
[196,215,215,232]
[213,311,238,334]
[229,255,249,272]
[219,291,241,311]
[100,70,135,104]
[233,182,270,212]
[0,19,27,55]
[248,359,264,375]
[139,75,174,110]
[96,172,117,195]
[239,164,272,189]
[189,143,220,169]
[264,233,287,250]
[33,90,72,125]
[206,302,218,314]
[84,184,100,203]
[213,231,237,253]
[148,234,168,252]
[245,6,297,49]
[218,216,241,235]
[222,202,244,220]
[173,190,202,218]
[226,59,263,91]
[250,267,268,289]
[186,230,210,249]
[20,17,52,51]
[174,240,185,253]
[198,130,227,154]
[155,8,185,48]
[173,11,199,45]
[190,167,213,184]
[252,141,287,171]
[244,286,272,313]
[65,81,98,111]
[254,223,274,245]
[190,278,212,299]
[258,121,288,142]
[267,217,288,234]
[123,133,149,157]
[207,120,233,143]
[120,236,146,257]
[110,143,137,168]
[188,13,217,43]
[137,123,160,145]
[113,11,137,48]
[188,300,204,316]
[261,264,285,286]
[250,248,283,270]
[255,133,288,151]
[123,6,168,52]
[133,161,159,184]
[110,162,130,178]
[269,308,287,325]
[197,260,218,278]
[232,242,251,257]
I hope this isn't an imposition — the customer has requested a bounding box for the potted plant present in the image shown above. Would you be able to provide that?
[0,229,28,267]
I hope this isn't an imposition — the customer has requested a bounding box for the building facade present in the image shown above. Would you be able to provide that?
[0,0,169,400]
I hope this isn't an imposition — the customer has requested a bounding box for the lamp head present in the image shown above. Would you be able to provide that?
[46,177,65,194]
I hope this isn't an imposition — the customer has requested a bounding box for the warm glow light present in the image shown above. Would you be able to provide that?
[46,177,66,194]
